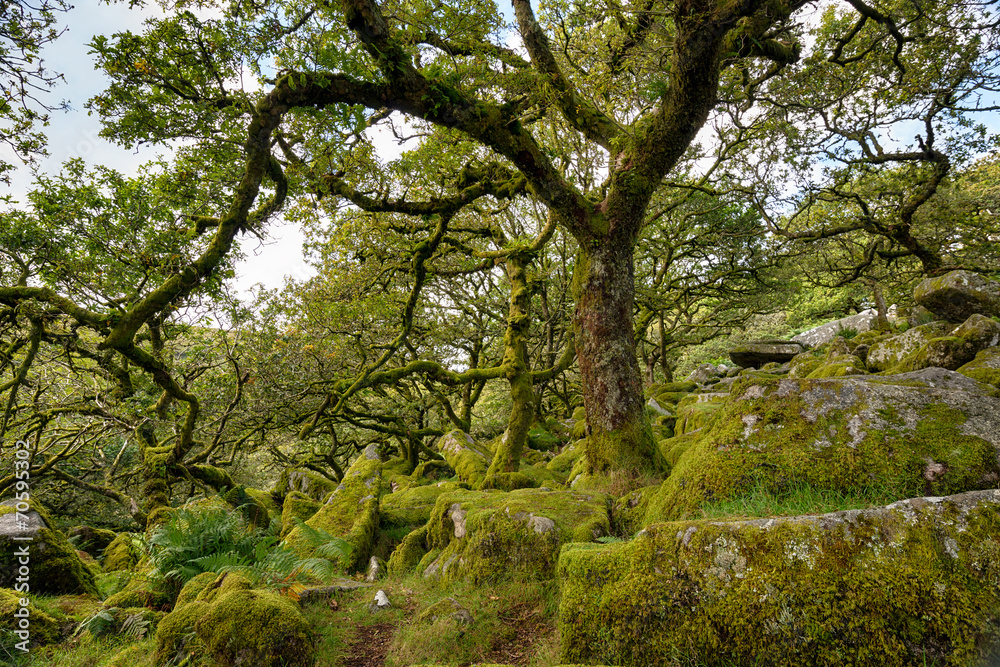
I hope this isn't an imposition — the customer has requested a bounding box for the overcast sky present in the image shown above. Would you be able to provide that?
[3,1,315,298]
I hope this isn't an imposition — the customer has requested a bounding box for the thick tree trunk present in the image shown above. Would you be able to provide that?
[573,240,660,477]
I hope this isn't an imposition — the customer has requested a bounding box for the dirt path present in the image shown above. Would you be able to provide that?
[341,622,396,667]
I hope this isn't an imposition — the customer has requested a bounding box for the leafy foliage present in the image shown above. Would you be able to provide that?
[146,505,350,600]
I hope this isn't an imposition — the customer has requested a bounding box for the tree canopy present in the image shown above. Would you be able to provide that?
[0,0,998,526]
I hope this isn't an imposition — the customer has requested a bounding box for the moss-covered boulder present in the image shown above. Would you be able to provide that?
[0,499,99,597]
[437,430,492,487]
[102,579,173,611]
[387,525,430,576]
[279,491,320,538]
[560,489,1000,667]
[673,393,727,436]
[547,439,586,477]
[195,589,315,667]
[914,269,1000,322]
[155,573,267,664]
[411,459,455,483]
[0,587,60,649]
[645,368,1000,523]
[101,532,142,572]
[866,321,949,371]
[791,309,880,348]
[882,313,1000,375]
[154,599,212,664]
[420,488,612,582]
[273,467,338,502]
[283,443,382,572]
[173,571,219,608]
[957,346,1000,388]
[381,482,466,530]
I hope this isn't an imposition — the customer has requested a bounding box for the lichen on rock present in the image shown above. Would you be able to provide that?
[419,488,612,582]
[645,369,1000,523]
[559,489,1000,666]
[0,499,99,597]
[283,443,382,572]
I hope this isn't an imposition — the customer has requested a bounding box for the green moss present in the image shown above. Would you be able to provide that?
[381,482,464,530]
[103,585,172,611]
[0,499,99,597]
[412,459,455,482]
[673,394,726,436]
[223,486,272,529]
[528,426,562,451]
[659,433,700,468]
[559,492,1000,666]
[0,587,60,647]
[387,526,429,576]
[103,639,158,667]
[804,354,868,378]
[645,376,1000,524]
[279,491,319,538]
[273,468,338,502]
[67,526,118,558]
[284,445,382,572]
[154,599,211,664]
[174,571,218,608]
[547,440,586,477]
[102,533,142,572]
[421,488,612,583]
[611,486,659,538]
[570,407,587,440]
[436,430,491,487]
[956,347,1000,388]
[188,464,234,490]
[195,589,315,667]
[193,572,252,605]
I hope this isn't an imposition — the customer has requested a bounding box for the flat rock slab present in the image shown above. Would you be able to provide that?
[792,309,878,348]
[560,489,1000,666]
[914,270,1000,322]
[729,340,805,368]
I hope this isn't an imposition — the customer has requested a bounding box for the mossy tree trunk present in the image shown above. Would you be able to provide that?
[484,253,534,483]
[573,231,659,476]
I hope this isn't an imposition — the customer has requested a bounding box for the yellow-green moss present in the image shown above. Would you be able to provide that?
[673,394,726,436]
[174,571,218,608]
[421,488,612,583]
[381,482,465,529]
[387,526,429,576]
[223,486,272,529]
[101,533,142,573]
[279,491,320,538]
[193,572,252,605]
[547,440,586,476]
[273,468,338,502]
[645,376,1000,523]
[436,430,491,487]
[0,587,60,647]
[284,445,382,572]
[194,589,315,667]
[154,599,211,664]
[957,347,1000,388]
[103,585,172,611]
[560,491,1000,666]
[67,526,118,558]
[102,638,158,667]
